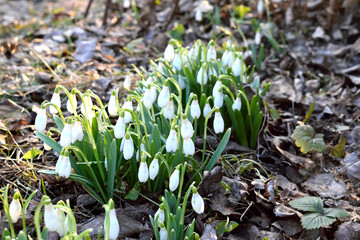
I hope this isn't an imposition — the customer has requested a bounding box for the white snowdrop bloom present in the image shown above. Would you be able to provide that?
[208,65,217,78]
[207,43,217,61]
[104,209,120,240]
[44,203,58,232]
[221,50,230,65]
[191,188,205,214]
[227,51,235,67]
[58,154,71,178]
[81,95,95,121]
[50,88,61,114]
[114,114,126,139]
[178,75,186,89]
[63,214,70,236]
[212,80,222,98]
[163,99,175,120]
[189,42,200,61]
[169,167,180,191]
[196,64,208,85]
[232,57,241,77]
[158,85,170,108]
[166,128,178,153]
[150,86,158,104]
[159,223,168,240]
[60,123,72,147]
[164,43,175,62]
[143,88,153,109]
[183,137,195,156]
[190,98,201,119]
[122,99,133,123]
[55,154,64,174]
[181,117,194,139]
[123,75,131,90]
[213,111,224,134]
[66,92,77,114]
[213,92,224,108]
[123,134,134,160]
[257,0,265,15]
[35,107,47,132]
[73,121,84,142]
[108,92,118,116]
[55,209,65,236]
[195,9,203,22]
[104,157,108,171]
[9,194,21,223]
[149,157,159,180]
[144,76,154,87]
[123,0,130,8]
[172,53,182,71]
[154,204,165,224]
[203,102,212,118]
[255,31,262,45]
[232,96,242,111]
[136,142,146,162]
[138,159,149,183]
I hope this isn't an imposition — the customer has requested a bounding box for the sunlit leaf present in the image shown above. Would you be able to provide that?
[301,213,336,230]
[289,196,324,212]
[330,135,346,158]
[23,147,43,160]
[292,125,326,153]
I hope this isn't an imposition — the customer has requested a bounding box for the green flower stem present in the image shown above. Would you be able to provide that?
[222,85,235,102]
[88,92,112,125]
[238,91,252,117]
[75,228,93,240]
[20,189,38,236]
[180,181,195,225]
[103,203,110,240]
[63,146,107,202]
[54,204,78,236]
[0,185,15,239]
[42,101,65,123]
[34,195,51,240]
[129,95,146,128]
[167,77,183,113]
[202,107,220,163]
[171,94,182,115]
[219,75,238,94]
[57,85,78,116]
[138,191,160,206]
[183,93,194,117]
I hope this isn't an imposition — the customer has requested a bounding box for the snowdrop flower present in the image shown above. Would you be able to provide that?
[150,86,158,104]
[138,157,149,183]
[144,76,154,87]
[55,153,64,174]
[213,110,224,134]
[143,87,154,109]
[169,166,180,191]
[190,95,201,119]
[104,205,119,240]
[207,41,217,61]
[178,75,186,89]
[191,187,204,214]
[158,82,170,108]
[197,63,208,85]
[108,90,118,116]
[159,223,168,240]
[136,141,146,161]
[81,94,95,121]
[50,87,61,114]
[181,116,194,139]
[223,50,235,68]
[255,31,262,45]
[183,137,195,156]
[44,203,58,232]
[214,92,224,108]
[188,42,200,61]
[221,50,230,65]
[203,101,212,118]
[208,65,217,78]
[123,0,130,8]
[60,121,72,147]
[35,106,47,132]
[55,209,65,236]
[9,191,21,223]
[164,43,175,62]
[212,80,222,97]
[195,9,203,22]
[163,97,175,120]
[172,53,182,71]
[72,121,84,142]
[104,157,108,171]
[114,112,126,139]
[123,134,134,160]
[166,127,178,153]
[154,203,165,224]
[123,74,131,90]
[232,57,241,77]
[232,94,242,111]
[58,151,71,178]
[66,91,77,114]
[257,0,265,15]
[122,98,133,123]
[149,155,159,180]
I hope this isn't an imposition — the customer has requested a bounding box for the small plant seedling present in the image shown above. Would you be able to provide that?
[292,125,326,154]
[289,196,349,230]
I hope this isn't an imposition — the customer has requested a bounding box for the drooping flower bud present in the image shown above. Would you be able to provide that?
[143,87,154,110]
[166,128,178,153]
[66,90,77,114]
[35,106,47,132]
[195,9,202,22]
[213,110,224,134]
[169,166,180,191]
[123,74,131,90]
[196,64,208,85]
[60,121,73,147]
[138,157,149,183]
[203,101,212,118]
[122,98,133,123]
[149,155,159,180]
[44,203,58,232]
[114,112,125,139]
[207,41,217,61]
[255,31,262,45]
[9,191,22,223]
[50,87,61,115]
[123,134,134,160]
[172,53,182,71]
[178,75,186,89]
[181,116,194,139]
[159,223,168,240]
[190,95,201,119]
[232,57,241,77]
[108,90,118,116]
[191,187,204,214]
[154,203,165,225]
[163,97,175,120]
[104,201,119,240]
[55,208,65,236]
[72,121,84,142]
[158,82,170,108]
[58,150,71,178]
[232,94,242,111]
[257,0,265,15]
[183,137,195,156]
[164,43,175,62]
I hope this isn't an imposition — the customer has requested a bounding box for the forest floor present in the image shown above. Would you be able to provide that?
[1,0,360,239]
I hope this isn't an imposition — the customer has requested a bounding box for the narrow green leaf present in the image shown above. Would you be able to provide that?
[205,128,231,171]
[107,139,117,199]
[53,115,64,131]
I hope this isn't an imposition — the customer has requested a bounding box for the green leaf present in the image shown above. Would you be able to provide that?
[17,231,27,240]
[324,208,349,218]
[35,132,62,153]
[292,125,326,153]
[289,196,324,212]
[53,115,64,131]
[330,135,346,158]
[41,227,49,240]
[304,102,316,123]
[205,128,231,171]
[2,228,10,239]
[168,23,185,41]
[124,188,139,201]
[301,212,336,230]
[23,147,43,160]
[235,5,251,18]
[107,139,117,199]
